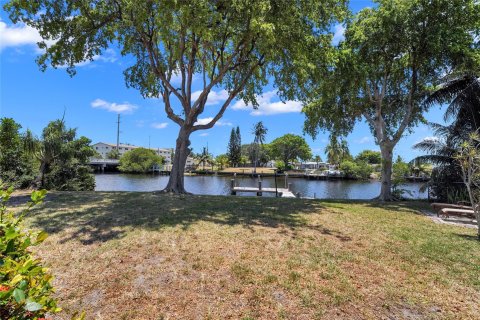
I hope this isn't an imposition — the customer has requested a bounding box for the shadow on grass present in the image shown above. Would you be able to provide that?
[454,233,480,242]
[362,200,432,214]
[22,191,335,244]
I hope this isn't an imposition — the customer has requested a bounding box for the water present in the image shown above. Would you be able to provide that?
[95,173,428,199]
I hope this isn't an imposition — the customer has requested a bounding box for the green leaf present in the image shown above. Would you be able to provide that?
[25,301,43,312]
[18,279,28,290]
[31,189,47,204]
[13,288,25,303]
[36,231,48,243]
[5,226,18,240]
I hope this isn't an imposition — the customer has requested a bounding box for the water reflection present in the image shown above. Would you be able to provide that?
[95,173,427,199]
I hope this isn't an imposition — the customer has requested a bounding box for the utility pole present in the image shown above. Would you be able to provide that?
[116,114,120,151]
[148,135,151,149]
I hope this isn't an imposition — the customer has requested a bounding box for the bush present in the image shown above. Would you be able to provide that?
[119,148,164,173]
[0,187,84,320]
[391,157,413,199]
[339,160,373,180]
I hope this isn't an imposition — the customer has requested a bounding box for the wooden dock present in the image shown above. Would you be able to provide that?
[231,186,296,198]
[230,176,298,198]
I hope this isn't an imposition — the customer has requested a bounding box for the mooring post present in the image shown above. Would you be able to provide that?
[231,179,236,195]
[314,192,316,199]
[257,176,262,196]
[285,173,288,188]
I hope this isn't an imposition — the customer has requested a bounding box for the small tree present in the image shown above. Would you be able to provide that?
[252,121,268,173]
[118,148,164,173]
[215,154,229,170]
[0,118,36,188]
[391,156,412,200]
[24,119,95,191]
[106,149,120,160]
[455,132,480,239]
[356,150,381,165]
[269,134,312,169]
[194,147,213,171]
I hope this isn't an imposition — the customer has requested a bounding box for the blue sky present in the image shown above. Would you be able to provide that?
[0,1,445,161]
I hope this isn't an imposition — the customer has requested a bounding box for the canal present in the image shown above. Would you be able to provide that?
[95,174,428,199]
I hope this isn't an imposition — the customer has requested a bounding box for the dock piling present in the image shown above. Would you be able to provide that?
[257,178,262,196]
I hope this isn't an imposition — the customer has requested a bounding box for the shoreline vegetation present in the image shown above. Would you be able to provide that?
[13,192,478,319]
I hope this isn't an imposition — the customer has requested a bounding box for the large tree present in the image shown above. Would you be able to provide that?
[303,0,480,200]
[269,134,312,168]
[5,0,347,193]
[227,127,241,167]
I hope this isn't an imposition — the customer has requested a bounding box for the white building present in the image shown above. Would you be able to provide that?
[298,161,330,170]
[91,142,195,169]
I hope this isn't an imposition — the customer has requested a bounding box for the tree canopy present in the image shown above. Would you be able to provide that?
[355,150,381,165]
[119,148,164,173]
[269,134,312,167]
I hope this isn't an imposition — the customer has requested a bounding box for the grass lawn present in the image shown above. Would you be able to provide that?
[16,192,480,319]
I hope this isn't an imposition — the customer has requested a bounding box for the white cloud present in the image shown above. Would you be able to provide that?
[232,90,302,116]
[151,122,168,129]
[192,89,229,106]
[355,136,372,144]
[91,99,138,114]
[0,19,49,52]
[0,19,117,67]
[332,24,346,46]
[195,117,232,126]
[199,133,209,137]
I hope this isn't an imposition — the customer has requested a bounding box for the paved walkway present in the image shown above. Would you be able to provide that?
[421,210,478,229]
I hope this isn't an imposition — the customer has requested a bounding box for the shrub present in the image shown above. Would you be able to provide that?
[0,187,84,320]
[339,160,373,180]
[118,148,164,173]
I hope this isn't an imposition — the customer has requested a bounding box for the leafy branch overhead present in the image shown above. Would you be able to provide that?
[5,0,347,130]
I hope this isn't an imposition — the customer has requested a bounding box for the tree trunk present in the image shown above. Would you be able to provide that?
[32,161,47,189]
[162,127,191,194]
[378,144,394,201]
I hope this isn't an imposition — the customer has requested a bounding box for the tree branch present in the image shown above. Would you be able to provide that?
[192,55,264,131]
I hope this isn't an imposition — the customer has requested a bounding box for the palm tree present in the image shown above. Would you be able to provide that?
[252,121,268,173]
[339,139,351,162]
[325,135,341,166]
[314,155,322,169]
[195,147,213,171]
[413,73,480,201]
[215,154,229,170]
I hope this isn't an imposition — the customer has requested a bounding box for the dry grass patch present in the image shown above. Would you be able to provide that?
[12,192,480,319]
